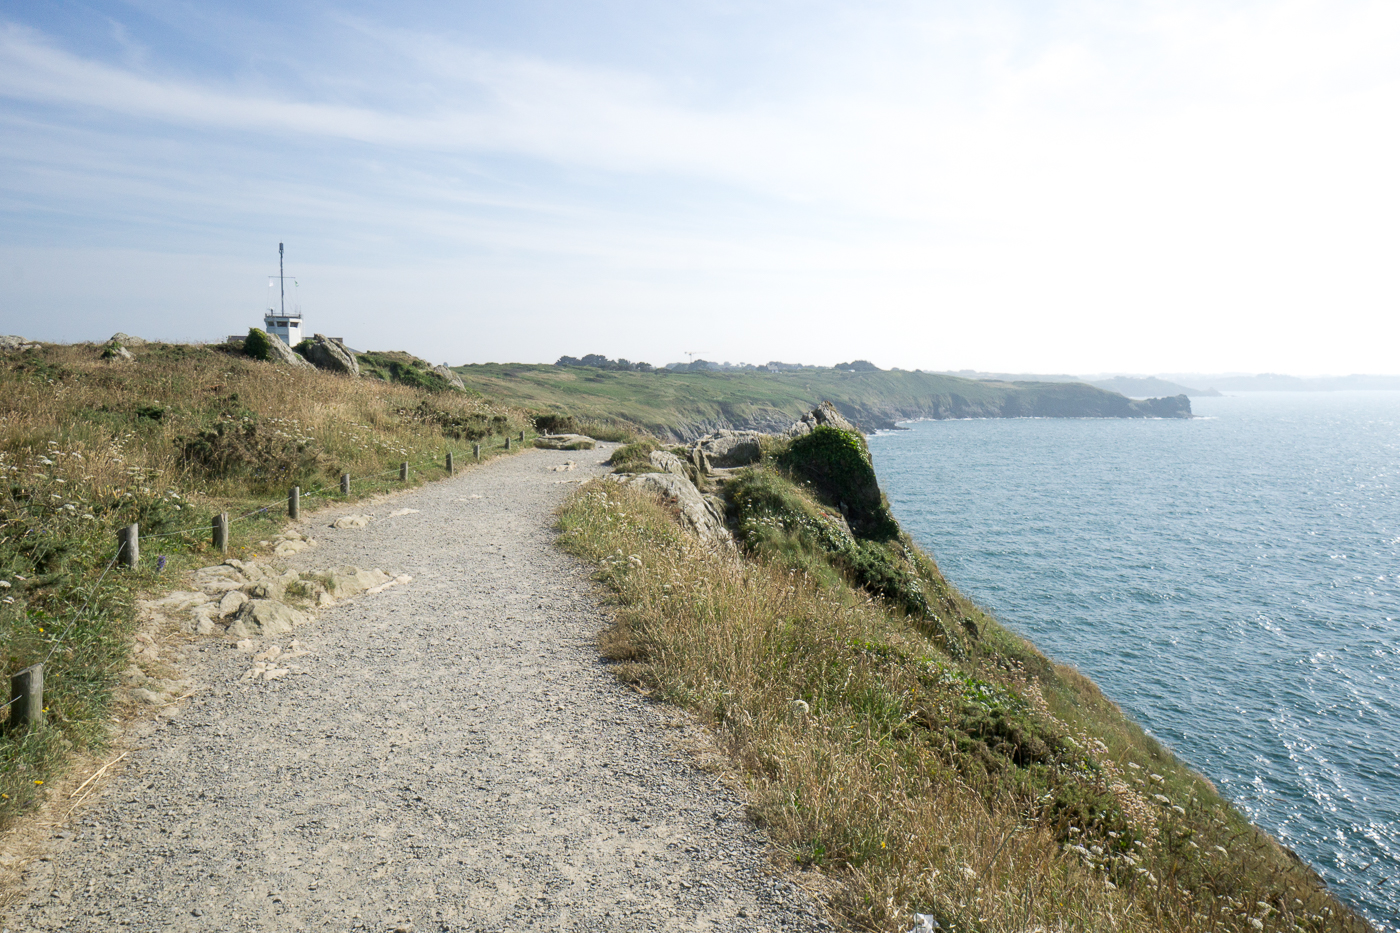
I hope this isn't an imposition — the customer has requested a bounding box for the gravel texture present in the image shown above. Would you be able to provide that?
[3,447,833,933]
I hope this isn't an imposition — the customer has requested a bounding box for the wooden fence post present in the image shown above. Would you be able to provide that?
[399,462,408,481]
[505,436,512,451]
[473,443,481,462]
[340,473,350,496]
[118,524,139,570]
[446,452,454,475]
[288,486,300,520]
[8,664,44,732]
[519,430,525,442]
[213,512,229,556]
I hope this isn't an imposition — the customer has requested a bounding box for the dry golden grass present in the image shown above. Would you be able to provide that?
[559,480,1370,933]
[0,341,534,824]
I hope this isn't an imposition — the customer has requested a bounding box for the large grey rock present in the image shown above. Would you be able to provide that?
[323,566,392,599]
[302,333,360,376]
[648,450,687,476]
[611,472,732,547]
[535,434,596,450]
[691,430,766,473]
[433,364,466,390]
[266,332,314,368]
[0,335,39,351]
[229,599,308,638]
[786,401,858,438]
[109,332,148,348]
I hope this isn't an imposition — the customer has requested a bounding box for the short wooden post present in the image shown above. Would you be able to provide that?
[213,512,229,556]
[519,430,525,442]
[505,436,512,451]
[117,524,139,570]
[340,473,350,496]
[445,452,454,475]
[399,462,408,481]
[288,486,300,520]
[8,664,44,732]
[473,443,481,461]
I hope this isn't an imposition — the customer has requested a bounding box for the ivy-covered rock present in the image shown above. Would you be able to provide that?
[779,425,900,540]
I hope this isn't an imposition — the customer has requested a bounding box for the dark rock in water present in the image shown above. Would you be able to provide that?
[302,333,359,376]
[780,424,900,541]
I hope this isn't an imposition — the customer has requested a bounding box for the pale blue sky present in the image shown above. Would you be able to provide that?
[1,1,1397,373]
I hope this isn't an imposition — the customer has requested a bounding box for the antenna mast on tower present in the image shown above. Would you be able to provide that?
[264,242,304,347]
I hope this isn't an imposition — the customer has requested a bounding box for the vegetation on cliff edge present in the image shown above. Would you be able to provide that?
[558,426,1365,933]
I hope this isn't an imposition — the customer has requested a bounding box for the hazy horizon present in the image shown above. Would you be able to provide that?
[2,2,1398,376]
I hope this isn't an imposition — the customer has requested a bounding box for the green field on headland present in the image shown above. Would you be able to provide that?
[452,363,1191,439]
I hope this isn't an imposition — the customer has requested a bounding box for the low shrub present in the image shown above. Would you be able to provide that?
[242,327,273,361]
[606,439,663,473]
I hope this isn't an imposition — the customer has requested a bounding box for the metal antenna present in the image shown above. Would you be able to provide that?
[279,242,285,316]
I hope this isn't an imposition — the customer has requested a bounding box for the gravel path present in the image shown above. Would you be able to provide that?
[3,448,832,933]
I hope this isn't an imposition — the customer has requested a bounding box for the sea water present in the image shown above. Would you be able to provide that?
[867,392,1400,930]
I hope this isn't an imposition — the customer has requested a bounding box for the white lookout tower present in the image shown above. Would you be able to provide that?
[264,242,303,346]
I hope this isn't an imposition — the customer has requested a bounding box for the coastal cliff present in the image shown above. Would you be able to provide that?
[559,406,1369,933]
[453,364,1192,440]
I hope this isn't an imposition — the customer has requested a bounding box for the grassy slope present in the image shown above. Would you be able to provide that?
[559,444,1367,933]
[453,364,1186,439]
[0,341,533,822]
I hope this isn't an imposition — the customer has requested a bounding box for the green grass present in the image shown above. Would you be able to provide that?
[453,363,1186,439]
[357,350,467,393]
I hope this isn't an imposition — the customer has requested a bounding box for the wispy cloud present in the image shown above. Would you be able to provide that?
[1,2,1399,372]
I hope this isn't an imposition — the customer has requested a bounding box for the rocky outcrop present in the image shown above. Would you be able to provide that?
[265,332,314,368]
[786,400,858,437]
[648,450,688,476]
[535,434,596,450]
[0,335,40,352]
[227,599,309,638]
[109,332,148,348]
[433,364,466,390]
[101,341,134,361]
[781,425,899,541]
[692,431,766,472]
[302,333,360,376]
[610,472,732,547]
[141,548,407,640]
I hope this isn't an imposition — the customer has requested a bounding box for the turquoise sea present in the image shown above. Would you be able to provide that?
[867,392,1400,930]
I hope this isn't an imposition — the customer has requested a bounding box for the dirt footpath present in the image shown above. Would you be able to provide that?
[2,447,833,933]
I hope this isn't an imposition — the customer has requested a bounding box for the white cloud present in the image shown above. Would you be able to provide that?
[1,2,1398,373]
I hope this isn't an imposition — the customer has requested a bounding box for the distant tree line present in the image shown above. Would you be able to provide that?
[554,355,883,373]
[555,354,655,372]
